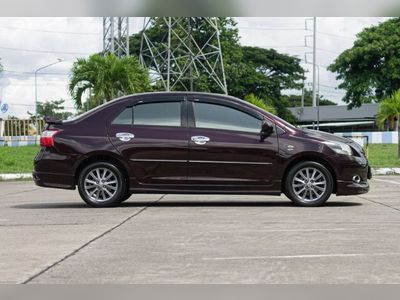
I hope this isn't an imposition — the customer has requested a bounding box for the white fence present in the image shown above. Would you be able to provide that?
[0,119,44,146]
[335,131,398,145]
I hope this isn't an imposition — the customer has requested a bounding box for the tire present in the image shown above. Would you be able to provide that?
[78,162,126,208]
[284,161,333,207]
[120,189,131,203]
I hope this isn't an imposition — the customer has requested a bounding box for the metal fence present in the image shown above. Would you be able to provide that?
[0,118,45,146]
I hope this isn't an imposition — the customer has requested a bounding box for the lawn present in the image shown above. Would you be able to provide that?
[367,144,400,168]
[0,144,399,174]
[0,145,39,174]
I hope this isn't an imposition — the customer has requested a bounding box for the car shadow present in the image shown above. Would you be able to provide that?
[12,200,362,209]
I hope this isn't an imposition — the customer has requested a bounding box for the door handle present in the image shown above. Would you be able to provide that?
[191,136,210,145]
[116,132,134,142]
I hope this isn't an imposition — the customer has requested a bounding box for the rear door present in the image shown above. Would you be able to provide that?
[187,96,279,190]
[107,95,189,186]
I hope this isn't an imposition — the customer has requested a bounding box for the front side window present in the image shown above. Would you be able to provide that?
[134,101,181,126]
[193,102,262,133]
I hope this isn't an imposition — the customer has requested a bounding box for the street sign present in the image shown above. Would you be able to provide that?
[0,101,8,114]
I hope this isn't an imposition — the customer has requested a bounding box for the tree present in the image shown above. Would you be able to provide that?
[283,89,337,107]
[235,46,304,123]
[329,18,400,108]
[244,94,276,114]
[376,89,400,157]
[28,100,73,120]
[69,53,151,109]
[129,18,304,122]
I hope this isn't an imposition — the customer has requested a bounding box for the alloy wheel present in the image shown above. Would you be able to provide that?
[292,167,327,202]
[84,167,119,203]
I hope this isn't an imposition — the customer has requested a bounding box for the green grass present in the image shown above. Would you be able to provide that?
[368,144,400,168]
[0,145,39,173]
[0,144,399,174]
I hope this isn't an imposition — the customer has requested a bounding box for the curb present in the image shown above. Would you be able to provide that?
[0,173,33,181]
[372,168,400,175]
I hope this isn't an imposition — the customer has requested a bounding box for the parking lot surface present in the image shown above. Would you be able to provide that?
[1,177,400,283]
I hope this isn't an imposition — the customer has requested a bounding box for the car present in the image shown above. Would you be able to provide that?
[33,92,371,207]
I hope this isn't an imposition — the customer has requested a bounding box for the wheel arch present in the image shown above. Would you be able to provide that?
[73,151,131,186]
[281,153,337,194]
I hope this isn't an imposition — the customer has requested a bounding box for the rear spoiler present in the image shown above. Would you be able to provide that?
[44,116,63,125]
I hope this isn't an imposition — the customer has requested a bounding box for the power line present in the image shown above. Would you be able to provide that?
[0,25,101,36]
[2,69,70,76]
[316,30,354,40]
[0,46,92,56]
[238,26,305,31]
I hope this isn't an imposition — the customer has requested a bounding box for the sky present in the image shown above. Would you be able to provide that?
[0,17,391,118]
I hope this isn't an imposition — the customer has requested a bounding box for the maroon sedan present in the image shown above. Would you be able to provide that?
[33,92,371,207]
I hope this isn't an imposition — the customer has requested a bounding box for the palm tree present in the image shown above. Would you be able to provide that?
[376,89,400,157]
[244,93,277,115]
[69,53,151,109]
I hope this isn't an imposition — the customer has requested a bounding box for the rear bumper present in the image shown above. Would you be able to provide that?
[33,171,75,190]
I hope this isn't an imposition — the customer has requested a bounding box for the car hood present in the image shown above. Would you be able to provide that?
[300,129,352,144]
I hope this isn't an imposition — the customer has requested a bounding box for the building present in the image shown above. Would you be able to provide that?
[288,103,379,133]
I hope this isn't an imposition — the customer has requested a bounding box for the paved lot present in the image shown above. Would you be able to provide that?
[1,177,400,283]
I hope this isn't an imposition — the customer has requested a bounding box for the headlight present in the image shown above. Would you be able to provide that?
[322,141,352,156]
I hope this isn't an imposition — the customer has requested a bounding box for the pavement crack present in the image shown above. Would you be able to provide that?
[358,196,400,213]
[21,194,167,284]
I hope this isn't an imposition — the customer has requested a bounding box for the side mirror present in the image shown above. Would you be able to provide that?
[260,120,274,142]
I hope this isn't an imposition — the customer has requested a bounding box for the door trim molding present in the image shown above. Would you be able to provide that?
[131,158,272,165]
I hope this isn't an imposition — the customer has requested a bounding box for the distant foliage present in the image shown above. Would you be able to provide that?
[28,99,73,120]
[376,89,400,158]
[329,18,400,108]
[283,89,337,107]
[244,94,277,115]
[69,53,151,109]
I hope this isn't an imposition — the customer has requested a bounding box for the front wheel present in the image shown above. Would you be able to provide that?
[285,161,333,207]
[78,162,126,207]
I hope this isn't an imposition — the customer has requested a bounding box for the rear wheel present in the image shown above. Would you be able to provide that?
[285,161,333,207]
[78,162,126,207]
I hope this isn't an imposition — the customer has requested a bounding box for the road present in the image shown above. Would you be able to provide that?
[1,177,400,283]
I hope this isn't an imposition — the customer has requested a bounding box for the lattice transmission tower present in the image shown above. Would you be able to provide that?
[103,17,130,57]
[139,17,227,94]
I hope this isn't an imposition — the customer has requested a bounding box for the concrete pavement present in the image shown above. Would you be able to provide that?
[1,177,400,283]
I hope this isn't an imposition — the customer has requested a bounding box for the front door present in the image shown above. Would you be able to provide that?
[187,97,279,191]
[107,96,189,186]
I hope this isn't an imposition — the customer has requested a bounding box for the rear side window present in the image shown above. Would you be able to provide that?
[193,102,261,133]
[134,102,181,127]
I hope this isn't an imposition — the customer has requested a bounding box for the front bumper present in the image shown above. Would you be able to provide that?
[335,160,371,196]
[336,179,369,195]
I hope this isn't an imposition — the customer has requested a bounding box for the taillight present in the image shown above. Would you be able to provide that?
[40,130,59,148]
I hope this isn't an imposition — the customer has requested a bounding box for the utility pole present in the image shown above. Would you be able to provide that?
[317,65,320,130]
[312,17,317,108]
[166,17,171,92]
[188,18,194,91]
[301,79,305,108]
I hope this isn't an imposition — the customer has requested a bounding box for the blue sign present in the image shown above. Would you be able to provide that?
[0,102,8,113]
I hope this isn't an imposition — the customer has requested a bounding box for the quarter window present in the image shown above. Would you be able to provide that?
[112,107,133,125]
[193,102,262,133]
